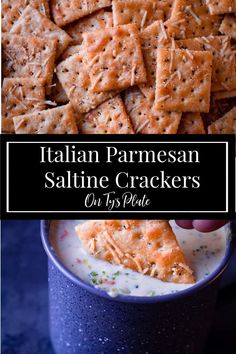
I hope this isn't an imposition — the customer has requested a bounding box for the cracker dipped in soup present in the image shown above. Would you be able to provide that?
[50,220,227,297]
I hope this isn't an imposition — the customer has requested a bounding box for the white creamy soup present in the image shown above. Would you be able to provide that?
[49,220,227,297]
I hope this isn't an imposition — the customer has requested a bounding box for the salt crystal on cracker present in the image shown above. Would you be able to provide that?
[154,48,213,113]
[13,104,78,134]
[77,95,134,134]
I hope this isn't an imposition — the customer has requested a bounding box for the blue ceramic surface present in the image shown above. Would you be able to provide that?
[41,221,235,354]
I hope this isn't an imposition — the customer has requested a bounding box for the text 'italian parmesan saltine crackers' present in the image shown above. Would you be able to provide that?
[77,96,134,134]
[112,0,164,31]
[2,34,57,95]
[165,0,221,39]
[124,87,181,134]
[75,220,195,284]
[51,0,112,27]
[57,49,118,113]
[65,10,113,45]
[177,36,236,92]
[208,107,236,134]
[82,24,147,92]
[2,0,50,32]
[13,104,78,134]
[220,14,236,40]
[205,0,236,15]
[10,5,72,58]
[154,48,213,113]
[139,20,173,101]
[177,113,205,134]
[2,78,46,133]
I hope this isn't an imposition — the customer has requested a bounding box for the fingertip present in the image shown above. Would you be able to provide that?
[175,220,193,229]
[192,220,228,233]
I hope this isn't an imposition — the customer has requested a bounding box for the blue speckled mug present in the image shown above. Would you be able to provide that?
[41,221,235,354]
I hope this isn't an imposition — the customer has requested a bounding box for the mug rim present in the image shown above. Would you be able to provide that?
[41,220,235,304]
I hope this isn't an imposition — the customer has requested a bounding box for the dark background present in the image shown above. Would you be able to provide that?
[1,220,236,354]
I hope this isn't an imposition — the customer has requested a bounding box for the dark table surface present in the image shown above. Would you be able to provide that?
[2,220,236,354]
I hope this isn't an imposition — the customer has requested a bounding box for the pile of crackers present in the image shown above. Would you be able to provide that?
[2,0,236,134]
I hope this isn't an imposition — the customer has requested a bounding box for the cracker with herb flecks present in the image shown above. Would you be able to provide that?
[177,113,205,134]
[165,0,221,39]
[2,0,50,32]
[177,36,236,92]
[51,0,112,27]
[124,87,181,134]
[78,95,134,134]
[2,34,57,95]
[208,107,236,134]
[2,78,46,133]
[10,5,72,58]
[57,49,118,113]
[112,0,164,31]
[139,21,174,101]
[220,14,236,40]
[13,104,78,134]
[75,220,195,284]
[205,0,236,15]
[154,48,213,113]
[83,24,147,92]
[65,10,113,45]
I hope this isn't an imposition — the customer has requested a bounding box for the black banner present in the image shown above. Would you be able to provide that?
[1,134,235,219]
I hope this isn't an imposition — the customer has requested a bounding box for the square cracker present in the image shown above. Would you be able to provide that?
[2,78,46,133]
[10,5,72,58]
[154,48,213,113]
[2,34,57,94]
[205,0,236,15]
[13,104,78,134]
[51,0,112,27]
[65,10,113,45]
[112,0,164,31]
[165,0,221,39]
[75,220,194,283]
[78,96,134,134]
[208,107,236,134]
[139,20,174,101]
[177,113,205,134]
[220,14,236,40]
[57,48,118,113]
[83,24,147,92]
[124,87,181,134]
[2,0,50,32]
[177,36,236,92]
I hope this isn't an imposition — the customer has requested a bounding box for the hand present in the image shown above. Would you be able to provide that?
[175,220,228,232]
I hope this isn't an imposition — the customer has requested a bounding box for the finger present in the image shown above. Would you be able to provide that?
[175,220,194,229]
[192,220,228,233]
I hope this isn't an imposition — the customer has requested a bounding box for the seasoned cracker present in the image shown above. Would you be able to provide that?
[177,36,236,92]
[165,0,221,39]
[139,21,174,101]
[50,75,69,104]
[76,220,195,284]
[213,90,236,100]
[13,104,78,134]
[65,10,113,45]
[177,113,205,134]
[57,49,118,113]
[10,5,72,58]
[2,78,46,133]
[2,0,50,32]
[154,48,213,113]
[220,14,236,40]
[78,96,134,134]
[51,0,112,27]
[208,107,236,134]
[205,0,236,15]
[83,24,147,92]
[124,87,181,134]
[112,0,164,30]
[2,34,57,94]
